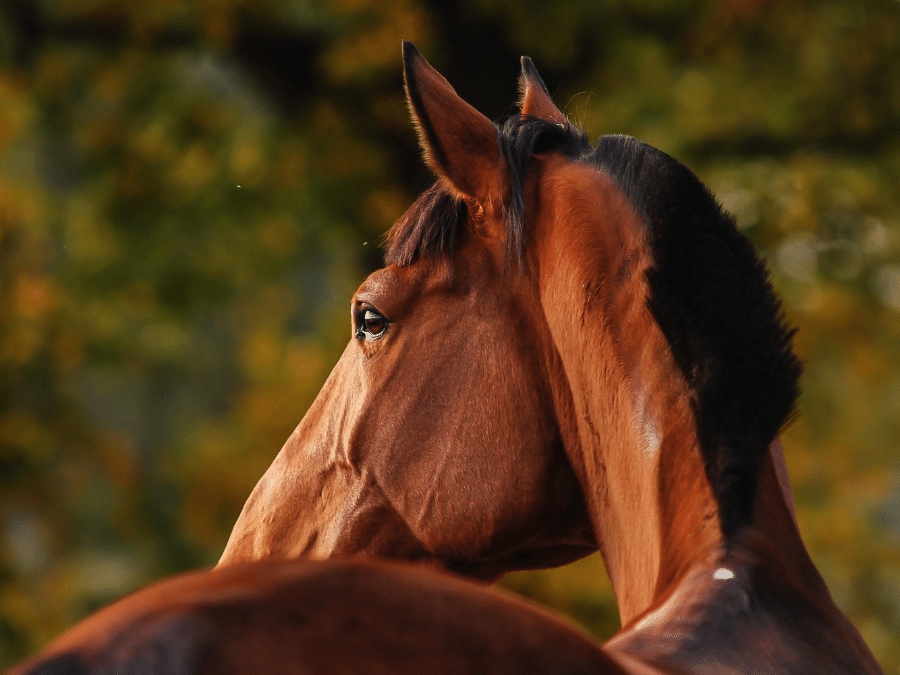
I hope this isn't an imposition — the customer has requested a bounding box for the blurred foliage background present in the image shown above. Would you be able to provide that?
[0,0,899,670]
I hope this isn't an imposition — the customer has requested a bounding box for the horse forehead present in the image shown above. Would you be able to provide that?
[357,262,450,298]
[357,259,502,321]
[355,266,403,299]
[353,265,421,315]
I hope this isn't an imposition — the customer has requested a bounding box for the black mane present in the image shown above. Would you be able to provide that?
[386,121,802,538]
[385,117,590,268]
[589,135,802,536]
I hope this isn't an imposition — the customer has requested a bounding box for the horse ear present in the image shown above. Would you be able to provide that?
[402,41,501,203]
[518,57,568,124]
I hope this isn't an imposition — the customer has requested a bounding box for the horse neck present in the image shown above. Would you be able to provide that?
[552,301,725,624]
[531,165,820,625]
[531,161,881,672]
[545,273,881,672]
[532,182,722,622]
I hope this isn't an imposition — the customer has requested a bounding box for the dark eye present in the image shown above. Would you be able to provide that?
[356,308,388,341]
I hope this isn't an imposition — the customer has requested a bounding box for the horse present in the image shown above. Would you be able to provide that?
[8,42,882,674]
[7,559,641,675]
[220,42,884,673]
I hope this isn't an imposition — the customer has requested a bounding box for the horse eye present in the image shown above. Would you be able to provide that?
[357,309,388,340]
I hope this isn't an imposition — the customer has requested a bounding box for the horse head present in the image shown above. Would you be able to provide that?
[219,45,599,579]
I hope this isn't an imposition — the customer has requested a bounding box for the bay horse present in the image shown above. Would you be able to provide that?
[8,43,882,674]
[220,43,883,673]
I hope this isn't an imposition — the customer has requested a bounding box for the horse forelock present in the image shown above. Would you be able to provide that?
[384,181,465,267]
[384,117,590,269]
[587,135,803,537]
